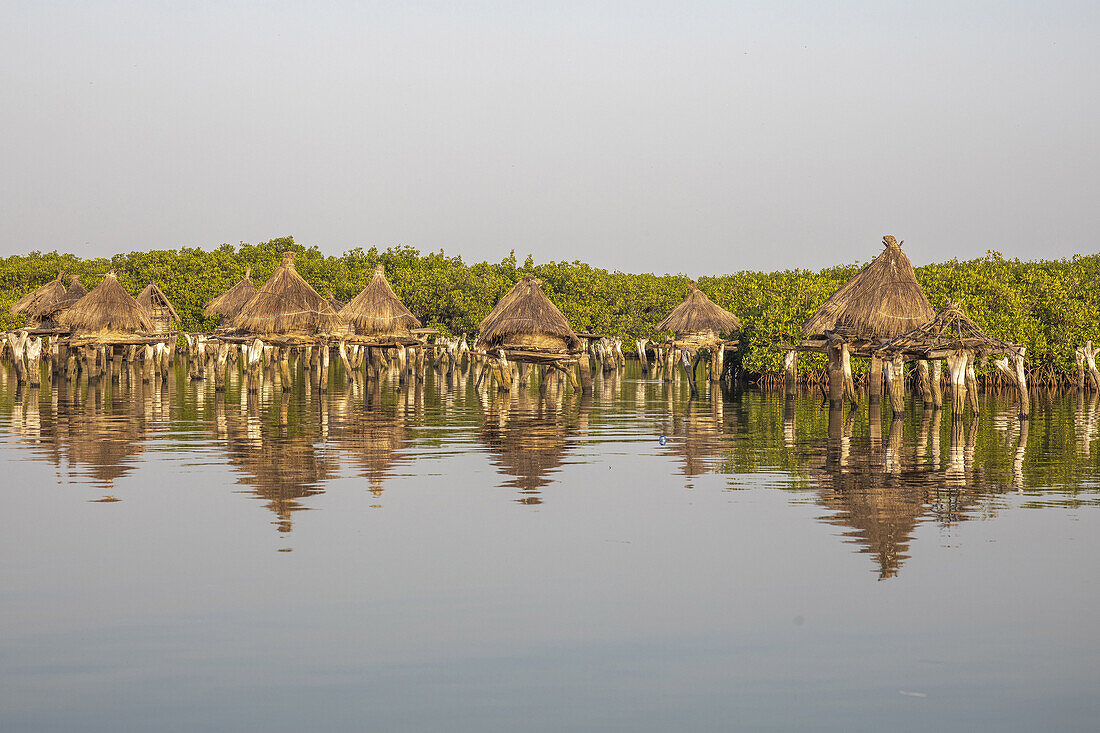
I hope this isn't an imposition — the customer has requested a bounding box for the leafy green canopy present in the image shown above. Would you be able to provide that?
[1,237,1097,375]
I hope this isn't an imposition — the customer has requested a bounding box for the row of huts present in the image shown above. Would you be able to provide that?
[6,238,1035,418]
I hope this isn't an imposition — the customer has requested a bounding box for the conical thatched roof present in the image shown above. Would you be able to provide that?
[477,276,580,351]
[47,276,88,315]
[58,272,152,334]
[879,302,1021,356]
[324,291,345,313]
[802,236,934,339]
[657,283,741,337]
[340,265,421,336]
[11,271,67,316]
[231,252,338,335]
[203,267,257,320]
[136,283,180,323]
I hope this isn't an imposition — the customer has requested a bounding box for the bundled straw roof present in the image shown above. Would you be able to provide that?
[477,276,580,350]
[657,283,741,336]
[136,283,180,322]
[324,291,345,313]
[45,276,88,316]
[58,272,152,334]
[11,271,67,317]
[878,302,1021,357]
[203,267,257,321]
[802,236,934,339]
[340,265,421,335]
[232,252,339,335]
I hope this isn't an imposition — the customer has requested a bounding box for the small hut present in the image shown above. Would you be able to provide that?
[324,290,345,313]
[791,236,935,407]
[136,283,180,334]
[231,252,338,338]
[340,265,421,338]
[11,272,68,329]
[203,268,257,328]
[476,276,582,391]
[657,282,742,388]
[58,272,152,340]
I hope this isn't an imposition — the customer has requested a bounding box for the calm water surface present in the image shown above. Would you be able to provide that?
[1,363,1098,732]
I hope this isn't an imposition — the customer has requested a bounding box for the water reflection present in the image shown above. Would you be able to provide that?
[1,363,1099,576]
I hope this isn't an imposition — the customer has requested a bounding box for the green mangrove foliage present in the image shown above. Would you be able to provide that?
[1,237,1098,376]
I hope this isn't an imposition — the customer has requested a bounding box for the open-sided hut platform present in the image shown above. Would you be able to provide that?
[656,282,741,393]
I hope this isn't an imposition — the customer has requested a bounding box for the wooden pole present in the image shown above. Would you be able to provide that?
[214,342,230,391]
[918,359,933,407]
[1085,342,1100,392]
[826,340,845,408]
[319,343,330,392]
[1075,347,1087,392]
[931,359,943,409]
[25,337,42,387]
[965,358,980,415]
[663,347,674,383]
[636,339,648,372]
[868,355,883,404]
[784,350,799,398]
[1013,349,1030,419]
[945,350,968,418]
[841,343,857,406]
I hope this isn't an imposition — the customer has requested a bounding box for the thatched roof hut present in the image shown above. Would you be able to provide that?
[657,283,741,343]
[231,252,338,337]
[203,268,257,325]
[477,276,580,352]
[136,283,180,334]
[802,236,934,339]
[324,291,345,313]
[29,275,89,329]
[11,272,68,326]
[58,272,152,337]
[340,265,421,337]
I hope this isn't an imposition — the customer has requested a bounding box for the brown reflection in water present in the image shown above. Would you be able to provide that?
[815,405,1024,579]
[330,378,414,499]
[661,388,737,489]
[479,390,589,504]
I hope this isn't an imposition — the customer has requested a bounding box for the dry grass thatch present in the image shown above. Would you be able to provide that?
[340,265,421,336]
[231,252,338,335]
[802,236,934,339]
[657,283,742,337]
[879,301,1021,356]
[11,271,67,317]
[324,291,345,313]
[45,276,88,316]
[58,272,152,334]
[477,276,580,351]
[203,268,257,321]
[136,283,180,322]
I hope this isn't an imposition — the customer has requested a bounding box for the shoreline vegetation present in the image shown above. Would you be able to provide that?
[1,236,1097,378]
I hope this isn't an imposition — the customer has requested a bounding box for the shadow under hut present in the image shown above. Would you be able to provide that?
[655,282,742,396]
[790,235,935,411]
[475,275,584,393]
[338,264,425,386]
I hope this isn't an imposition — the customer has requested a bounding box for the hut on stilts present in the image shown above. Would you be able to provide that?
[218,251,339,393]
[338,265,423,386]
[57,272,168,384]
[790,236,934,411]
[656,283,741,396]
[876,302,1028,419]
[136,283,180,334]
[475,275,584,393]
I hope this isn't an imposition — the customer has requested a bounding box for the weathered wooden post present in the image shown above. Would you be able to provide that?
[784,350,799,398]
[918,360,933,407]
[868,355,883,404]
[663,346,675,383]
[945,350,969,418]
[395,346,408,387]
[212,342,230,391]
[246,338,263,392]
[930,359,943,409]
[1013,349,1030,419]
[965,358,980,415]
[25,337,42,387]
[577,352,593,394]
[319,343,331,392]
[841,343,857,406]
[278,347,292,390]
[1076,347,1087,392]
[636,339,648,373]
[826,339,845,408]
[1085,342,1100,392]
[338,341,353,382]
[141,344,155,383]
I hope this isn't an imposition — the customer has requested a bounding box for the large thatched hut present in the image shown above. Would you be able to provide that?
[658,283,741,344]
[231,252,338,338]
[136,283,180,334]
[792,236,935,408]
[58,272,152,340]
[11,272,68,328]
[203,268,257,327]
[478,276,580,353]
[340,265,421,338]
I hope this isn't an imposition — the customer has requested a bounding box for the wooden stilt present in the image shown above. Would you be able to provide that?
[784,350,799,398]
[889,355,905,415]
[1076,347,1087,392]
[826,340,845,408]
[25,337,42,387]
[931,359,943,409]
[214,342,230,391]
[945,350,968,418]
[841,343,857,406]
[319,344,330,392]
[965,359,980,415]
[1013,349,1030,419]
[918,360,932,407]
[868,356,883,404]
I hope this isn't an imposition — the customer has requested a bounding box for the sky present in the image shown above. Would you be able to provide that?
[1,1,1097,276]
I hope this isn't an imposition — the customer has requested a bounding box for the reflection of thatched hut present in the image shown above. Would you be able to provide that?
[59,272,151,339]
[203,268,257,327]
[657,283,741,346]
[332,402,413,496]
[11,272,68,328]
[803,236,933,340]
[136,283,180,334]
[340,265,421,338]
[477,276,580,352]
[232,252,338,337]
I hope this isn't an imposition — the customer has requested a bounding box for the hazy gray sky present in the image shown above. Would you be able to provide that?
[2,1,1096,275]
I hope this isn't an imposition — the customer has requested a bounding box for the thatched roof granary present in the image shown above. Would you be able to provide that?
[477,276,580,352]
[657,283,741,343]
[802,236,934,340]
[203,267,257,325]
[231,252,339,337]
[340,265,421,337]
[324,291,345,313]
[58,272,152,338]
[11,272,68,326]
[136,283,180,334]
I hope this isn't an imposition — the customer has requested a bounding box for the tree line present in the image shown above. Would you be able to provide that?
[1,236,1097,377]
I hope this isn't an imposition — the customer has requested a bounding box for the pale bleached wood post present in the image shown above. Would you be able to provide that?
[338,341,353,382]
[965,358,980,415]
[931,359,943,409]
[868,356,883,404]
[1085,342,1100,392]
[826,340,845,408]
[945,350,968,418]
[1014,349,1030,419]
[636,339,648,372]
[784,350,799,398]
[25,337,42,387]
[1076,347,1087,392]
[841,343,857,406]
[918,360,933,407]
[213,342,230,391]
[141,344,155,383]
[319,342,331,392]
